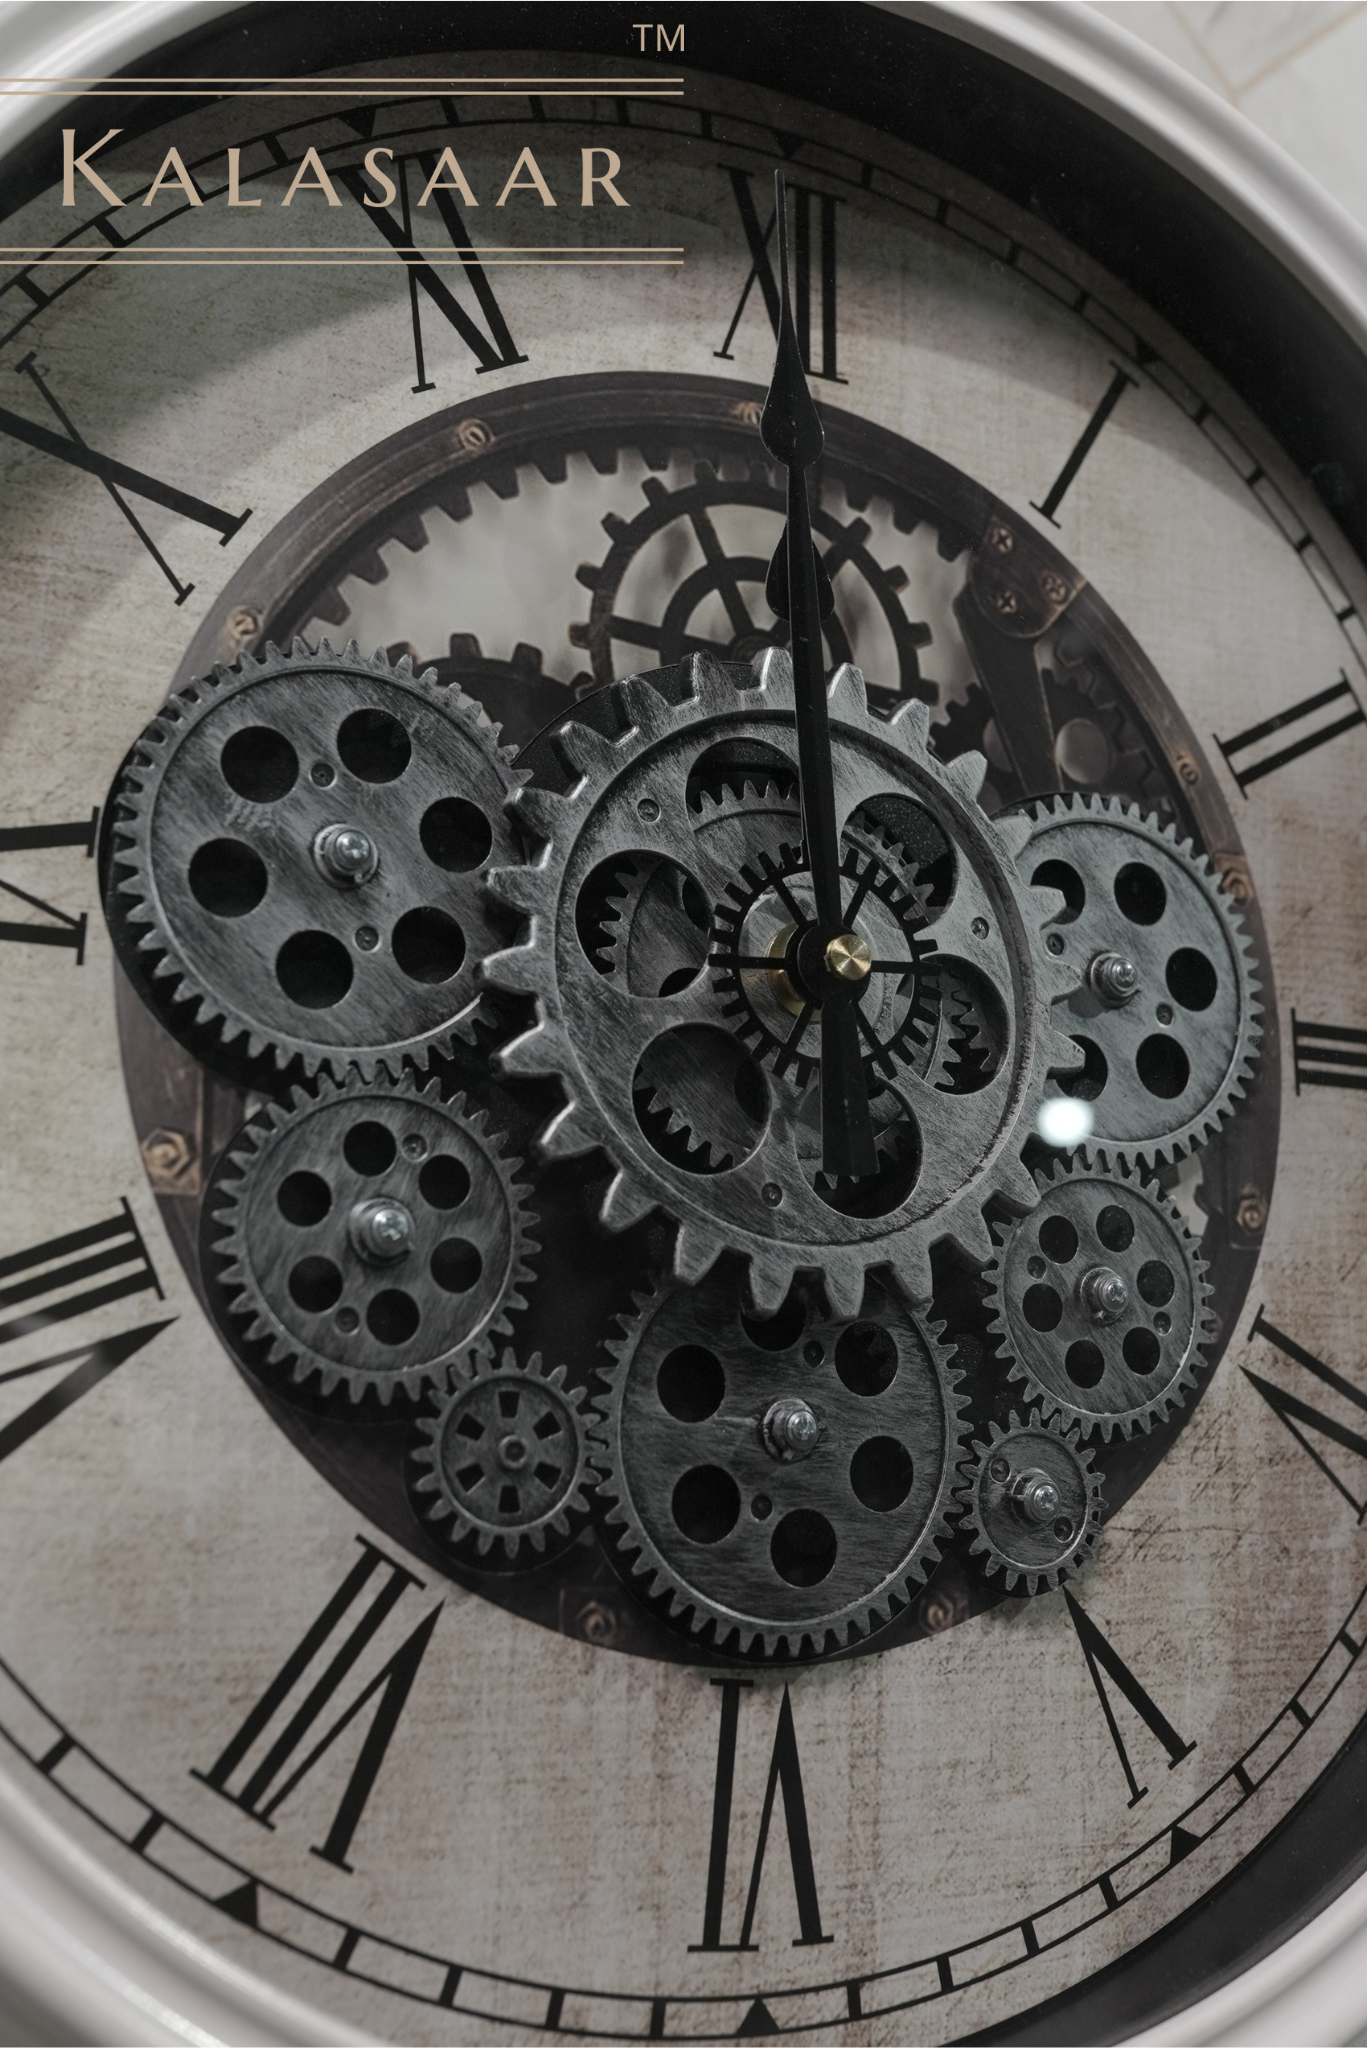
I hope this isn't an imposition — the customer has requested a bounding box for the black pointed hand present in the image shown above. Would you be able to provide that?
[761,170,877,1181]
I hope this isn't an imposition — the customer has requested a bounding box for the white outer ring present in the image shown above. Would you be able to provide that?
[0,2,1364,2040]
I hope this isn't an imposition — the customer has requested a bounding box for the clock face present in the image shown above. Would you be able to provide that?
[3,13,1367,2043]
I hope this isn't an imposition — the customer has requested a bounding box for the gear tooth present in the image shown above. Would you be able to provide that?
[600,1171,656,1233]
[672,1222,722,1288]
[941,750,988,804]
[753,645,794,700]
[888,696,931,748]
[555,719,621,778]
[891,1239,934,1307]
[993,810,1033,860]
[510,788,561,840]
[827,662,869,720]
[483,863,544,914]
[820,1259,865,1323]
[539,1096,600,1161]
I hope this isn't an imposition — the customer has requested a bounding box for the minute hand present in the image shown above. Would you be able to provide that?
[761,171,877,1181]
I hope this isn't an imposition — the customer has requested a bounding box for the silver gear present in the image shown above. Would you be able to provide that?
[1023,795,1261,1164]
[105,638,521,1082]
[955,1412,1102,1595]
[984,1151,1213,1439]
[208,1073,536,1406]
[484,649,1078,1316]
[590,1269,968,1659]
[406,1349,593,1570]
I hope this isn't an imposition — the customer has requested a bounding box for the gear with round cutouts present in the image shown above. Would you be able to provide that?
[406,1349,594,1570]
[1022,794,1262,1165]
[206,1072,536,1408]
[589,1266,968,1660]
[954,1411,1102,1595]
[104,637,522,1085]
[983,1151,1212,1440]
[484,647,1079,1318]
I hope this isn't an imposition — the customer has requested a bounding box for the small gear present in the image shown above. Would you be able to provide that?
[1023,794,1262,1164]
[955,1413,1102,1595]
[484,649,1078,1315]
[207,1073,536,1407]
[984,1152,1213,1439]
[590,1268,968,1659]
[406,1350,593,1570]
[105,638,521,1084]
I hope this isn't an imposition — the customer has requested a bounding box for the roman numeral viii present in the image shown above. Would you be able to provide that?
[691,1679,831,1954]
[1245,1309,1367,1518]
[0,1202,169,1465]
[0,809,99,961]
[194,1536,440,1873]
[1217,674,1366,794]
[715,169,843,382]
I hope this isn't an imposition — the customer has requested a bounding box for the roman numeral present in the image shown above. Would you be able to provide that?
[0,808,99,962]
[336,157,527,391]
[194,1536,440,1873]
[1031,363,1137,525]
[1245,1309,1367,1519]
[1216,674,1366,794]
[1064,1592,1195,1808]
[1291,1013,1367,1093]
[0,1203,168,1463]
[690,1679,831,1953]
[715,169,843,382]
[1,357,250,604]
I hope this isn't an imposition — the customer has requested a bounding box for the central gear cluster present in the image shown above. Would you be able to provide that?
[107,624,1263,1663]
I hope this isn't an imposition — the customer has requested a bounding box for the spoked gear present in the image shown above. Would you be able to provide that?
[590,1269,968,1659]
[104,638,521,1083]
[406,1350,593,1570]
[207,1073,536,1407]
[1023,795,1261,1164]
[984,1152,1213,1440]
[954,1412,1102,1595]
[485,649,1079,1316]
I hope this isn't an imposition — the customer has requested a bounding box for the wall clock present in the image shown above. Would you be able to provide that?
[3,2,1367,2041]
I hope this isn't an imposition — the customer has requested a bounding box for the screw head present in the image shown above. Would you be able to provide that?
[310,761,335,787]
[972,916,989,939]
[335,1306,360,1335]
[402,1133,428,1161]
[751,1493,773,1520]
[315,822,379,886]
[761,1182,783,1208]
[1079,1263,1129,1323]
[802,1340,824,1365]
[1088,952,1139,1004]
[762,1396,821,1462]
[348,1197,415,1264]
[355,925,379,951]
[637,796,661,823]
[1157,1003,1174,1025]
[1010,1470,1063,1526]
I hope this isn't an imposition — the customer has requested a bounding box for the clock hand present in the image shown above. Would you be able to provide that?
[761,170,878,1182]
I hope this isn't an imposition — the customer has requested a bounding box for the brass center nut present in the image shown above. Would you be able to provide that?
[825,931,872,982]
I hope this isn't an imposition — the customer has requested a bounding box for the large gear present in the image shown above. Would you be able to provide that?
[206,1073,536,1407]
[104,638,521,1083]
[406,1350,593,1571]
[984,1152,1213,1440]
[1022,795,1262,1164]
[954,1412,1102,1595]
[484,649,1079,1316]
[590,1269,967,1659]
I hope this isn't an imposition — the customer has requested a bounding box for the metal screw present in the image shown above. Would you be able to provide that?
[751,1494,773,1520]
[336,1307,360,1334]
[1010,1470,1063,1525]
[315,823,379,887]
[1052,1517,1074,1541]
[1027,1256,1046,1278]
[497,1434,529,1472]
[1089,952,1139,1005]
[1079,1264,1129,1323]
[402,1133,428,1161]
[1156,1003,1174,1026]
[355,925,379,951]
[762,1396,821,1462]
[761,1182,783,1207]
[972,916,989,939]
[1155,1312,1171,1334]
[1046,933,1065,955]
[348,1197,415,1264]
[803,1341,824,1365]
[311,761,335,787]
[637,796,661,823]
[988,1456,1011,1483]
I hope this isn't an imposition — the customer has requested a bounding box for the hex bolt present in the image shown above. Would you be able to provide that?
[348,1197,415,1264]
[1009,1468,1064,1526]
[762,1396,821,1462]
[314,823,380,887]
[1088,951,1140,1005]
[1079,1263,1129,1322]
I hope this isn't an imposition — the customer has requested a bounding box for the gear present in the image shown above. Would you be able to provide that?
[484,649,1079,1316]
[406,1350,593,1570]
[1023,795,1261,1164]
[590,1269,968,1659]
[207,1073,536,1407]
[984,1152,1213,1439]
[954,1412,1102,1595]
[104,638,521,1084]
